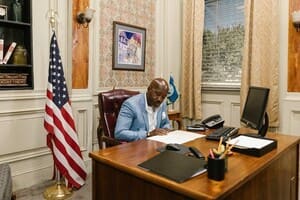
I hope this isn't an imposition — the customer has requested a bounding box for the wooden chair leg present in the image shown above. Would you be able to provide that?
[97,125,104,149]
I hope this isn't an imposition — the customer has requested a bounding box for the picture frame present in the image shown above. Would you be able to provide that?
[112,21,146,71]
[0,5,8,20]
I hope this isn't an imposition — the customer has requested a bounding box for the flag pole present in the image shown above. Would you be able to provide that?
[43,166,73,200]
[43,8,73,200]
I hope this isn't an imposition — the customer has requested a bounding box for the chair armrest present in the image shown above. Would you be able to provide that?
[101,135,122,147]
[97,123,123,148]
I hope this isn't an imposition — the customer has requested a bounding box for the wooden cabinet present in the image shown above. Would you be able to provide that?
[0,0,32,90]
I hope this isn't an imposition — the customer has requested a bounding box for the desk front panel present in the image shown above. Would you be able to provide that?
[89,131,300,200]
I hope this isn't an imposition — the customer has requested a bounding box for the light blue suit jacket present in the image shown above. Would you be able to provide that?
[115,93,170,142]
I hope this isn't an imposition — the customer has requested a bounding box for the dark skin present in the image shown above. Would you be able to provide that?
[146,78,171,137]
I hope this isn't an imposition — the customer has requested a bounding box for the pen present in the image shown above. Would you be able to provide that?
[209,148,215,159]
[219,139,239,159]
[218,136,223,152]
[225,139,230,150]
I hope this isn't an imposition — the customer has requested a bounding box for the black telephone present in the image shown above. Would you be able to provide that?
[201,114,225,129]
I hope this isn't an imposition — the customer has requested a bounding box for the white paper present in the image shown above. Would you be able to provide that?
[147,130,205,144]
[226,135,273,149]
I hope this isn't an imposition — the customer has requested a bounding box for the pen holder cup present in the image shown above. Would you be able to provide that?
[207,156,226,181]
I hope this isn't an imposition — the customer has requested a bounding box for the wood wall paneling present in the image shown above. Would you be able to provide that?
[72,0,89,89]
[288,0,300,92]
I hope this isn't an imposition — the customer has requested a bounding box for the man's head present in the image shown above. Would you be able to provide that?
[146,78,169,108]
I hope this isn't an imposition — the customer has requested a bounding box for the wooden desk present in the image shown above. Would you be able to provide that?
[168,110,182,129]
[89,129,300,200]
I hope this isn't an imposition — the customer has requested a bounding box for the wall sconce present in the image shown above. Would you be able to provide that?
[76,7,95,28]
[292,11,300,32]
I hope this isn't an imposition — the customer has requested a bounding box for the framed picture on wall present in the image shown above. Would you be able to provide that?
[112,21,146,71]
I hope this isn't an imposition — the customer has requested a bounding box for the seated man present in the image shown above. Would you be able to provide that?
[115,78,171,141]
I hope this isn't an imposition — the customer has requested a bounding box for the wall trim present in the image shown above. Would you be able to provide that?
[0,148,50,164]
[0,108,44,116]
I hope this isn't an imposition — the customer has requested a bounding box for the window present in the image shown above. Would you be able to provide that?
[202,0,244,89]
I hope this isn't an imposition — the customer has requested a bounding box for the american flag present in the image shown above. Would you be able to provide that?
[44,32,87,189]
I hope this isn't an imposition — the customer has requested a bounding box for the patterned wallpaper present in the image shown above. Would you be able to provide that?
[99,0,156,88]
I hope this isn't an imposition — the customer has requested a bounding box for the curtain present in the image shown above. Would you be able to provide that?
[181,0,205,120]
[241,0,279,127]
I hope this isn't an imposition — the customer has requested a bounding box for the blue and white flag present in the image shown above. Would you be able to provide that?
[167,75,179,104]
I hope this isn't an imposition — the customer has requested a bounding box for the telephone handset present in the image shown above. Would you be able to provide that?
[201,114,225,129]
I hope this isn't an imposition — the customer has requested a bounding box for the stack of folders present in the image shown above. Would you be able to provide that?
[138,151,207,183]
[226,134,277,157]
[186,124,206,131]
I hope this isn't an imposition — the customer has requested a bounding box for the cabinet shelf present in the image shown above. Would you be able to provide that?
[0,64,32,68]
[0,0,33,90]
[0,19,31,27]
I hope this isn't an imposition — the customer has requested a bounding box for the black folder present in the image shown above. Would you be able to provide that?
[138,151,207,183]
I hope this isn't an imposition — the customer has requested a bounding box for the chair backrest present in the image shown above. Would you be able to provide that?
[98,89,140,139]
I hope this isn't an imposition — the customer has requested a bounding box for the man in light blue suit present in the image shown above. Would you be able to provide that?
[115,78,171,142]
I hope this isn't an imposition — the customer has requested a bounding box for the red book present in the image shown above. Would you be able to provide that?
[2,42,17,64]
[0,39,4,64]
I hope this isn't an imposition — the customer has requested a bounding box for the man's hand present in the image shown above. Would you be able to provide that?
[148,128,171,137]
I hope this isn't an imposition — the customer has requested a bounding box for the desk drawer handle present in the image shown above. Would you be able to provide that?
[290,176,296,200]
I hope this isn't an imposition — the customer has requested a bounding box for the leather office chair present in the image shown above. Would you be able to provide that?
[97,89,139,149]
